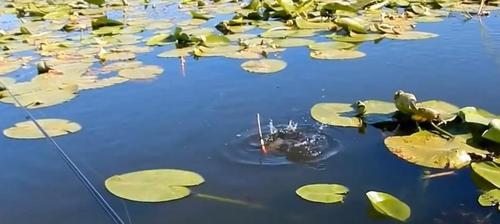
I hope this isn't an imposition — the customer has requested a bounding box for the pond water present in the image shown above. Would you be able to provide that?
[1,3,500,224]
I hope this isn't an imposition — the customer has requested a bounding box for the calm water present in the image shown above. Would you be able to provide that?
[1,10,500,224]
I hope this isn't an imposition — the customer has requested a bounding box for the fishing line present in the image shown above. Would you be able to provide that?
[0,81,126,224]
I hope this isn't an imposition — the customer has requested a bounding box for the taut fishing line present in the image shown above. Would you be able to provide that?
[0,81,126,224]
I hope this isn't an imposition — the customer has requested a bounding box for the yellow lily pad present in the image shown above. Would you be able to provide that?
[105,169,205,202]
[310,103,362,127]
[384,31,438,40]
[366,191,411,222]
[310,49,366,60]
[384,131,474,169]
[119,65,164,80]
[3,119,81,139]
[240,59,287,74]
[296,184,349,203]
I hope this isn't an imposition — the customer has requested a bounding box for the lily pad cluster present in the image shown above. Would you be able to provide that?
[295,183,411,221]
[311,90,500,210]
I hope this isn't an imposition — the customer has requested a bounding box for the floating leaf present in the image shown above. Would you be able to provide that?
[471,162,500,188]
[362,100,397,124]
[274,38,314,48]
[3,119,81,139]
[194,45,242,57]
[478,189,500,210]
[92,17,123,30]
[201,34,230,47]
[146,34,171,46]
[240,59,287,74]
[100,52,136,61]
[308,41,355,51]
[384,131,474,169]
[482,119,500,144]
[0,82,78,109]
[119,65,163,80]
[224,51,262,59]
[85,0,105,6]
[335,17,367,34]
[366,191,411,222]
[296,184,349,203]
[105,169,204,202]
[310,49,365,60]
[328,33,383,42]
[459,107,499,126]
[295,17,336,30]
[384,31,438,40]
[310,103,362,127]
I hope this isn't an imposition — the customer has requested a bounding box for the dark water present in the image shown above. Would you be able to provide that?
[1,11,500,224]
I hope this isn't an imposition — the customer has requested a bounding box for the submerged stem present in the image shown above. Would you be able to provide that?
[195,193,265,209]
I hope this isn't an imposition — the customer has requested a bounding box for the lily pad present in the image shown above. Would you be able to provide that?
[459,107,499,126]
[308,41,355,51]
[362,100,397,124]
[384,131,474,169]
[3,119,81,139]
[366,191,411,222]
[384,31,438,40]
[119,65,164,80]
[273,38,314,48]
[296,184,349,203]
[310,49,366,60]
[482,119,500,144]
[310,103,362,127]
[478,189,500,210]
[240,59,287,74]
[105,169,205,202]
[194,45,242,57]
[328,33,383,43]
[0,82,78,109]
[471,162,500,188]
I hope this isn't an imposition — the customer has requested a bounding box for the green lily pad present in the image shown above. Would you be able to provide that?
[483,119,500,144]
[0,82,78,109]
[384,31,438,40]
[100,52,136,62]
[146,34,171,46]
[224,51,262,59]
[471,162,500,188]
[296,184,349,203]
[335,17,368,34]
[415,16,444,23]
[0,61,22,76]
[105,169,205,202]
[273,38,315,48]
[3,119,81,139]
[310,49,366,60]
[478,189,500,210]
[366,191,411,222]
[310,103,362,127]
[362,100,397,124]
[328,33,383,43]
[459,107,499,126]
[308,41,355,51]
[119,65,164,80]
[384,131,474,169]
[240,59,287,74]
[295,17,336,30]
[201,34,230,47]
[194,45,242,57]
